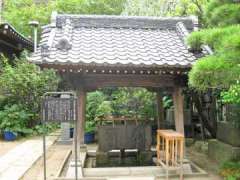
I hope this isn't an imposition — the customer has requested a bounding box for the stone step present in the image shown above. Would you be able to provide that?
[83,165,193,177]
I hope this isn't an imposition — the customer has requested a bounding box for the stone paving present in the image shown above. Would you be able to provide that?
[0,136,57,180]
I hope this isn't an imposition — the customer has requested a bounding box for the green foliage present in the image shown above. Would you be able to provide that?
[3,0,55,37]
[86,91,106,122]
[170,0,207,24]
[0,104,33,134]
[188,0,240,117]
[85,121,96,133]
[0,57,59,115]
[187,25,240,50]
[33,123,59,135]
[221,84,240,104]
[188,25,240,104]
[86,87,167,129]
[162,96,173,109]
[95,101,113,118]
[56,0,126,15]
[123,0,167,16]
[220,161,240,180]
[123,0,207,25]
[204,0,240,27]
[86,91,113,132]
[3,0,126,37]
[208,4,240,27]
[189,56,239,90]
[0,55,59,136]
[110,88,156,119]
[187,31,205,51]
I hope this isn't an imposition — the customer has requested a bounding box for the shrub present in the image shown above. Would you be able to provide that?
[187,31,204,51]
[85,121,96,133]
[221,83,240,105]
[220,161,240,180]
[33,123,59,135]
[95,101,113,118]
[0,104,33,135]
[86,91,106,122]
[0,55,59,137]
[0,57,59,121]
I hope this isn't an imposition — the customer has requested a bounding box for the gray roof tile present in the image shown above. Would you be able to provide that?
[30,14,202,68]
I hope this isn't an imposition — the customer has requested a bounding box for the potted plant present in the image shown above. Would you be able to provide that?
[0,105,31,141]
[84,121,95,144]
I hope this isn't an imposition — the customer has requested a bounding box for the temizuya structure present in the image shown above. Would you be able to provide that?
[31,12,205,149]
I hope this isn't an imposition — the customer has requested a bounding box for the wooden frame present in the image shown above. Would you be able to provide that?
[156,129,184,180]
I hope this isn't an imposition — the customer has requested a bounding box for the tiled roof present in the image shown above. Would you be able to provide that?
[0,23,33,52]
[30,13,203,68]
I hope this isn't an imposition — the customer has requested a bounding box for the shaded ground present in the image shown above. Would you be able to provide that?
[186,141,223,180]
[21,142,71,180]
[20,140,223,180]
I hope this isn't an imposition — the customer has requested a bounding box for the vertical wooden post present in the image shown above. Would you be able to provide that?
[77,89,86,146]
[156,91,164,129]
[173,87,185,135]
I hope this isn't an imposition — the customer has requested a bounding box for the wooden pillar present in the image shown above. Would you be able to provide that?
[77,89,86,146]
[156,91,164,129]
[173,87,185,135]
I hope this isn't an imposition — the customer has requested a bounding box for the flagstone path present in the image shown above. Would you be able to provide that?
[0,135,57,180]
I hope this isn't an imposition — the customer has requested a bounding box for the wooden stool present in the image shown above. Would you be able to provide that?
[156,129,184,180]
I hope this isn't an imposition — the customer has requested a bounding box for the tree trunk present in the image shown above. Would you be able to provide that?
[192,91,217,138]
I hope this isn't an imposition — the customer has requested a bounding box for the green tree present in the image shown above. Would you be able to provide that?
[122,0,207,25]
[0,56,59,115]
[3,0,126,37]
[3,0,55,37]
[110,88,156,120]
[188,1,240,104]
[122,0,168,16]
[86,91,107,122]
[56,0,126,15]
[204,0,240,27]
[170,0,208,25]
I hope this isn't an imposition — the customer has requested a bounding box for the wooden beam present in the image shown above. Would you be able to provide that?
[62,74,176,90]
[156,91,164,129]
[77,89,86,146]
[173,87,185,135]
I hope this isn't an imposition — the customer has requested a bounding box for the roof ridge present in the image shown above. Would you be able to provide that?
[56,13,195,20]
[53,12,196,30]
[176,22,190,50]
